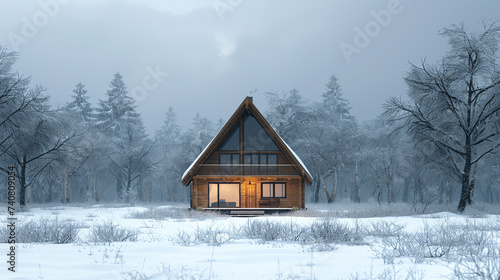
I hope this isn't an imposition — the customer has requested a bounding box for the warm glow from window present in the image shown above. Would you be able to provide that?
[209,183,240,207]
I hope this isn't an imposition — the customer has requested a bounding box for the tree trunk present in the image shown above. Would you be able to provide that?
[344,178,348,201]
[447,182,453,205]
[458,140,472,212]
[64,168,70,204]
[19,155,27,207]
[149,183,152,203]
[355,155,361,203]
[92,173,99,202]
[312,157,321,203]
[329,157,338,203]
[438,181,445,205]
[126,174,132,203]
[485,181,492,204]
[402,177,410,203]
[116,177,122,201]
[386,160,392,204]
[314,173,320,203]
[467,163,478,205]
[320,173,333,203]
[164,175,171,202]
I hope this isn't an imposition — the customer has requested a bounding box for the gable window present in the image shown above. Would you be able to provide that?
[261,183,286,198]
[219,153,239,175]
[243,114,279,151]
[243,153,278,175]
[219,123,240,151]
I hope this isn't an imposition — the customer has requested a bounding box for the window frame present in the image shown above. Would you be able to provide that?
[242,113,279,151]
[208,182,241,208]
[261,182,286,199]
[243,153,278,175]
[219,153,240,175]
[218,122,240,151]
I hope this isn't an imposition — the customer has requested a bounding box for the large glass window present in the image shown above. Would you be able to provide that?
[219,153,239,175]
[209,183,240,207]
[219,123,240,151]
[243,153,278,175]
[261,183,286,198]
[243,114,279,151]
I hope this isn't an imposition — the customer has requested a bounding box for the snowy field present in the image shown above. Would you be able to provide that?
[1,203,499,280]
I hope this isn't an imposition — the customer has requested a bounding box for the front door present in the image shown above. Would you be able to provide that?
[246,182,256,208]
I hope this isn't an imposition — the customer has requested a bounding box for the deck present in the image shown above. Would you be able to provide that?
[200,207,294,216]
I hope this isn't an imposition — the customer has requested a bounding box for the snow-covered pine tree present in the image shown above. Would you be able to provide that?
[322,75,354,122]
[96,72,140,134]
[314,74,357,203]
[96,72,155,202]
[66,82,94,123]
[154,107,184,202]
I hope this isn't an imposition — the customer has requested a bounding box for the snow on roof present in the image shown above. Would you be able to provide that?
[277,133,313,180]
[182,129,313,184]
[181,135,217,181]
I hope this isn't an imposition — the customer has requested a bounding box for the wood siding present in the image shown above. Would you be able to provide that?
[191,176,304,209]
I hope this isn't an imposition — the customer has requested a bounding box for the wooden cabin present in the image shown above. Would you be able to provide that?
[181,97,312,211]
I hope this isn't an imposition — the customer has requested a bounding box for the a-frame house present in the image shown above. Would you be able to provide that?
[182,97,312,211]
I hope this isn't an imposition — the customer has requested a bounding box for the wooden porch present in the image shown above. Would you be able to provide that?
[200,207,294,216]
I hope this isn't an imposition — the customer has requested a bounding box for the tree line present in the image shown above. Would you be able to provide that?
[1,23,500,212]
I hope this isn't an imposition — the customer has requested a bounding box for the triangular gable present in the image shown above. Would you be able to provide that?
[181,97,313,185]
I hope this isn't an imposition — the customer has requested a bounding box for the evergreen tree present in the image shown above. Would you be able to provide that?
[312,74,357,203]
[154,107,185,202]
[66,82,94,123]
[96,72,154,202]
[322,75,354,122]
[97,72,139,134]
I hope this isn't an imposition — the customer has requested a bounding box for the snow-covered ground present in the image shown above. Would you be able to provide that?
[1,203,499,280]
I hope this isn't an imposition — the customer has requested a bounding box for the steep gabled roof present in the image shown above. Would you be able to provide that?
[181,97,313,185]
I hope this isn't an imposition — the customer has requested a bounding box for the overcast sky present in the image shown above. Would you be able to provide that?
[1,0,499,134]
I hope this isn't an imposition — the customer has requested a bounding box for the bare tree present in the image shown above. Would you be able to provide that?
[385,22,500,212]
[0,47,35,156]
[1,91,75,206]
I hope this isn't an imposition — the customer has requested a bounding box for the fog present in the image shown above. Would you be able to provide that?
[1,0,498,132]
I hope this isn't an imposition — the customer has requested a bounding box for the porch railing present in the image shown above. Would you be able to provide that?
[195,164,298,176]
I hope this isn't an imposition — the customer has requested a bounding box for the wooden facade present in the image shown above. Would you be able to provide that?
[181,97,312,210]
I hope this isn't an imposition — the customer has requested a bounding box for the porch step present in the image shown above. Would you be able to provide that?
[230,210,265,217]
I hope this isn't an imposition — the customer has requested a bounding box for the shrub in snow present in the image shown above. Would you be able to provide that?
[307,218,366,245]
[371,218,500,265]
[242,219,285,242]
[371,219,464,263]
[169,224,238,247]
[169,230,196,247]
[350,265,427,280]
[89,220,139,244]
[123,264,206,280]
[454,243,500,280]
[368,220,405,238]
[194,224,237,246]
[0,217,81,244]
[128,207,221,221]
